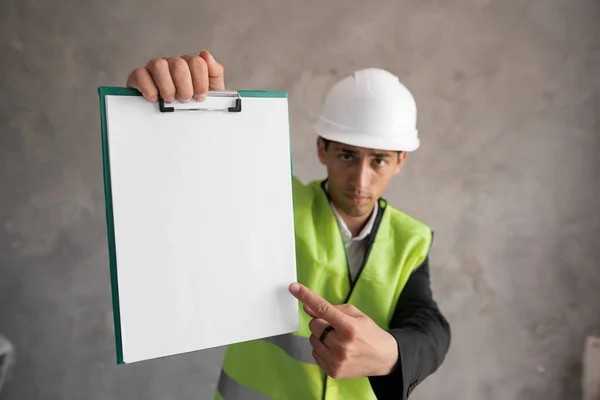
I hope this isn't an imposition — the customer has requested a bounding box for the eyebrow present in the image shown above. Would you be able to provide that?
[371,152,392,158]
[338,148,359,156]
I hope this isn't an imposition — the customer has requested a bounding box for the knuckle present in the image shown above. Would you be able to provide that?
[188,55,207,71]
[125,73,137,88]
[344,324,358,338]
[148,58,168,71]
[168,57,188,73]
[316,302,330,317]
[337,304,350,314]
[338,344,351,361]
[131,67,146,80]
[347,328,357,339]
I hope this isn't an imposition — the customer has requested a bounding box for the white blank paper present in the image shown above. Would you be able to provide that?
[104,94,298,363]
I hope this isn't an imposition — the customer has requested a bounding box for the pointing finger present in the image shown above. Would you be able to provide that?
[303,304,318,318]
[289,283,351,331]
[336,303,364,318]
[305,303,363,319]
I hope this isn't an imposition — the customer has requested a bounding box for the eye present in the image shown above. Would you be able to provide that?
[374,158,387,167]
[339,153,353,162]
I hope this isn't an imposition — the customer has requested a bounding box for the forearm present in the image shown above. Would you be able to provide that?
[389,306,451,395]
[368,310,450,399]
[368,258,451,399]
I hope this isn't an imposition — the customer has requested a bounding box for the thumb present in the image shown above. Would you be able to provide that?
[199,49,225,90]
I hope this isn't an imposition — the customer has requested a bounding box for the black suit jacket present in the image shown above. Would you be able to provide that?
[368,255,451,399]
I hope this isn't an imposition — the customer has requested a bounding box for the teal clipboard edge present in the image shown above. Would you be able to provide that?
[98,86,138,364]
[238,90,287,98]
[97,86,289,365]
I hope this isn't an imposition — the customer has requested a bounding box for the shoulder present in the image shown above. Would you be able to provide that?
[382,200,432,235]
[291,175,308,193]
[292,176,322,209]
[380,200,434,256]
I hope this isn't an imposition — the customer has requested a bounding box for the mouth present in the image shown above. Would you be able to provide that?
[345,193,371,205]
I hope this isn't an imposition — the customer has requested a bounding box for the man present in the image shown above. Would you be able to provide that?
[126,49,451,399]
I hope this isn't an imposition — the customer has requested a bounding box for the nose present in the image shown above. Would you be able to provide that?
[350,160,370,192]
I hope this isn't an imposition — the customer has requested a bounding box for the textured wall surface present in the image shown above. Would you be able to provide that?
[1,0,599,399]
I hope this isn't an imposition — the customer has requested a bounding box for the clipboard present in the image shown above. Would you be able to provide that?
[98,87,298,364]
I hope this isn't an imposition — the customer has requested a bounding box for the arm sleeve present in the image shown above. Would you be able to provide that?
[368,256,451,399]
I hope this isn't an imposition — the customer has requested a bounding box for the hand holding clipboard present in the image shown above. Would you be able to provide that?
[126,49,225,104]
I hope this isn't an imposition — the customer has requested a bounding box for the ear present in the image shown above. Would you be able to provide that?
[393,152,408,175]
[317,137,327,164]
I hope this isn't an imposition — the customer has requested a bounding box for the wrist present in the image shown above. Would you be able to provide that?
[373,331,399,376]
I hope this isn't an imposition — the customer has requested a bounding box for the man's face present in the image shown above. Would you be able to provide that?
[317,138,407,218]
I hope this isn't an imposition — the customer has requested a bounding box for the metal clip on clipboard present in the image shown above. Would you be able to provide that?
[158,90,242,113]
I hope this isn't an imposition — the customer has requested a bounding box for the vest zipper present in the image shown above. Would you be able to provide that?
[343,204,385,303]
[321,375,327,400]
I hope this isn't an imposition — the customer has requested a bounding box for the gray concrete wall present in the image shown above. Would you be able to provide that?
[1,0,599,399]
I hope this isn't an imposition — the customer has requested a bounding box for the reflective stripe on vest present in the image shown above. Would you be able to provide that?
[217,369,273,400]
[264,334,316,365]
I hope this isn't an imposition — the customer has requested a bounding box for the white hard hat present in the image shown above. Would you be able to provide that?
[315,68,419,152]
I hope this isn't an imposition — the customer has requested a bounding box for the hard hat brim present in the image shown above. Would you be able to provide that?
[316,129,420,152]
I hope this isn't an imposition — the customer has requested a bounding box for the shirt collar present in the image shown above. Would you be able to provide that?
[325,181,378,243]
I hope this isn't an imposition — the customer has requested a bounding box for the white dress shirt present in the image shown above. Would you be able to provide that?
[326,183,378,282]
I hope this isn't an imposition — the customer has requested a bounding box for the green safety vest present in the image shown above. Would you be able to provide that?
[215,177,432,400]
